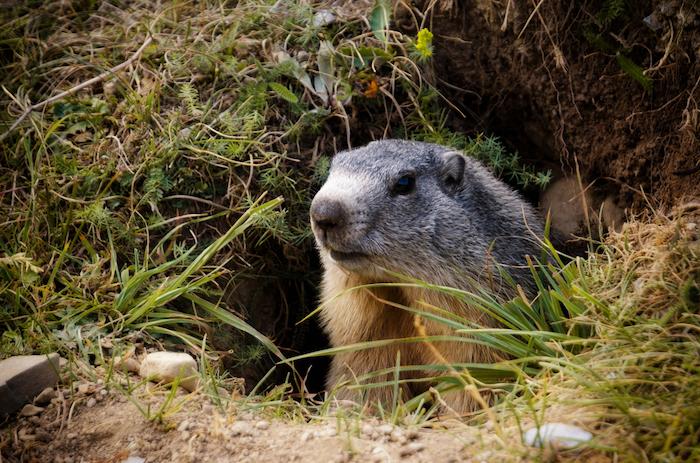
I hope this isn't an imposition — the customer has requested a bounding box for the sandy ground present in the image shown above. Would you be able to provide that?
[0,379,501,463]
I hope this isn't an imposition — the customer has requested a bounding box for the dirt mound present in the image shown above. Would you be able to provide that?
[414,0,700,210]
[0,381,487,463]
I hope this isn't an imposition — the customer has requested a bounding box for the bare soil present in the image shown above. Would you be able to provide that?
[411,0,700,210]
[0,380,496,463]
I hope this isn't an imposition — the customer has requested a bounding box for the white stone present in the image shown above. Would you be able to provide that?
[121,457,145,463]
[400,442,424,457]
[34,387,56,405]
[115,356,141,374]
[255,420,270,430]
[230,421,254,437]
[139,352,199,392]
[523,422,593,449]
[390,428,405,443]
[313,10,336,27]
[315,426,337,438]
[19,404,44,416]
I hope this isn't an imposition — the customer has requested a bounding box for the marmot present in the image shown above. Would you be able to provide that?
[309,139,544,412]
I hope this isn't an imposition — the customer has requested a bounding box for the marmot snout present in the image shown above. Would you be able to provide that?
[311,139,544,412]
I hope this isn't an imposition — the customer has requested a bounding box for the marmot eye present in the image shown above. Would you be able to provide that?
[392,174,416,195]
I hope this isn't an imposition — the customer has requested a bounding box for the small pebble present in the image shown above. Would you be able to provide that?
[255,420,270,430]
[78,383,92,394]
[18,428,36,441]
[300,431,313,442]
[400,442,425,457]
[20,404,44,417]
[523,422,593,449]
[34,387,56,405]
[119,358,141,374]
[315,426,337,438]
[313,9,336,27]
[35,429,52,442]
[390,429,406,443]
[376,424,393,435]
[87,398,97,408]
[121,457,145,463]
[178,420,190,432]
[230,421,253,437]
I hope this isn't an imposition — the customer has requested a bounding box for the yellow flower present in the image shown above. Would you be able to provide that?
[415,28,433,58]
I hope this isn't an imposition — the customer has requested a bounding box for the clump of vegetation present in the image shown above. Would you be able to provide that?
[289,204,699,461]
[1,2,699,461]
[0,0,548,366]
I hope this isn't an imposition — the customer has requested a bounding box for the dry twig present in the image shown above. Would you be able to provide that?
[0,35,153,143]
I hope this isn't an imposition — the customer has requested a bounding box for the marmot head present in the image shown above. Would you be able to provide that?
[310,140,470,279]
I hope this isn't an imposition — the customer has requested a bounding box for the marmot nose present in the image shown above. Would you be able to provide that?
[310,198,347,232]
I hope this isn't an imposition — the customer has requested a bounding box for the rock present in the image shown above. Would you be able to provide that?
[77,383,94,394]
[216,387,229,399]
[644,13,663,31]
[19,404,44,417]
[34,387,57,405]
[115,356,141,374]
[523,422,593,449]
[121,457,145,463]
[35,429,51,442]
[0,353,60,417]
[315,426,337,438]
[400,442,424,457]
[139,352,199,392]
[390,428,406,443]
[255,420,270,430]
[376,424,394,435]
[230,421,254,437]
[86,398,97,408]
[540,177,625,238]
[313,10,336,27]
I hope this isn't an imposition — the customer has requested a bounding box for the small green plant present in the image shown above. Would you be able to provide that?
[583,0,654,91]
[411,28,434,62]
[286,237,586,417]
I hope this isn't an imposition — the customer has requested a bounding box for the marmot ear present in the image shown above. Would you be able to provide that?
[440,151,466,189]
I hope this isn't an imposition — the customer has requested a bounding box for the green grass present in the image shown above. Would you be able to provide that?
[2,1,698,461]
[0,0,548,363]
[281,205,700,461]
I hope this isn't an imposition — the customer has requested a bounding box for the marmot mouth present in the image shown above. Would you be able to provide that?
[329,250,368,262]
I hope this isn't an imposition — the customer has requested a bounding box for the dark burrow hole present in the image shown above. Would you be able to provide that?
[216,244,330,395]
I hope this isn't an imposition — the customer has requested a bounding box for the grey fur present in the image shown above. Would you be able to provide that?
[309,139,545,410]
[311,139,543,292]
